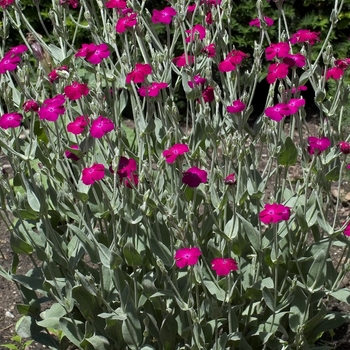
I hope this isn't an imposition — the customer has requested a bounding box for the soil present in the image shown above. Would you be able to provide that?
[1,119,350,349]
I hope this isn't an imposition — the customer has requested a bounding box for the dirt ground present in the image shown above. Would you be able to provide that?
[1,119,350,349]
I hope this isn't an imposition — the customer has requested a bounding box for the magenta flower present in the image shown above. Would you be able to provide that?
[0,0,14,9]
[185,24,206,43]
[23,100,39,112]
[326,67,344,81]
[344,223,350,237]
[0,112,22,129]
[172,53,194,67]
[265,42,290,60]
[202,43,216,58]
[266,62,289,84]
[115,12,137,33]
[283,53,306,68]
[187,3,196,12]
[138,82,168,97]
[338,141,350,154]
[182,167,207,188]
[48,66,69,83]
[175,247,201,268]
[64,144,80,161]
[205,11,213,25]
[211,258,238,276]
[59,0,79,8]
[115,156,138,188]
[290,29,320,45]
[64,81,89,100]
[335,58,350,70]
[202,86,214,103]
[67,115,89,135]
[188,74,206,88]
[0,55,21,74]
[290,85,308,94]
[265,103,291,121]
[5,45,28,57]
[82,163,105,185]
[83,43,110,64]
[90,116,115,138]
[151,7,177,24]
[224,173,236,185]
[259,203,291,224]
[126,63,152,84]
[218,50,247,72]
[227,100,245,114]
[287,98,305,114]
[105,0,126,9]
[308,136,331,155]
[38,94,66,121]
[249,16,274,28]
[163,144,189,163]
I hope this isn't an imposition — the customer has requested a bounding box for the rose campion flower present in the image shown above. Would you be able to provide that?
[338,141,350,154]
[224,173,236,185]
[172,53,194,67]
[335,58,350,70]
[105,0,126,9]
[48,66,69,83]
[64,144,80,161]
[175,247,201,268]
[249,16,274,28]
[115,12,137,33]
[5,45,28,57]
[38,94,66,121]
[265,103,291,121]
[287,98,305,114]
[188,74,206,88]
[151,7,177,24]
[115,156,138,188]
[0,55,21,74]
[185,24,206,43]
[0,0,15,9]
[259,203,291,224]
[64,81,89,100]
[266,62,289,84]
[218,50,247,72]
[202,86,214,103]
[290,85,308,94]
[205,11,213,25]
[163,144,189,164]
[344,223,350,237]
[0,112,23,129]
[23,100,39,112]
[265,42,290,60]
[90,116,115,138]
[67,115,89,135]
[187,3,196,12]
[227,100,245,113]
[138,82,168,97]
[211,258,238,276]
[202,43,216,58]
[326,67,344,81]
[182,167,208,187]
[126,63,152,84]
[283,53,306,68]
[307,136,331,155]
[59,0,79,8]
[290,29,320,45]
[82,163,105,185]
[78,43,110,64]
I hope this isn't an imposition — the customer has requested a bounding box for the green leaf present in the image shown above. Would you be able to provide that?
[15,316,43,338]
[81,335,110,350]
[122,302,142,349]
[262,287,275,312]
[306,249,326,290]
[330,288,350,303]
[202,280,226,301]
[325,165,340,181]
[123,241,143,267]
[289,287,307,333]
[149,238,173,267]
[237,213,260,251]
[279,136,298,167]
[72,285,98,321]
[159,314,177,350]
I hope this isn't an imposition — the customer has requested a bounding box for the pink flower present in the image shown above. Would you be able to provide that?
[0,112,22,129]
[211,258,238,276]
[265,42,290,60]
[172,53,194,67]
[227,100,245,113]
[151,7,177,24]
[138,82,168,97]
[202,0,221,5]
[59,0,79,8]
[338,141,350,154]
[266,62,289,84]
[175,247,201,268]
[265,103,291,121]
[259,203,291,224]
[283,53,306,68]
[290,29,320,45]
[308,136,331,155]
[115,12,137,33]
[205,11,213,25]
[224,173,236,185]
[48,66,69,83]
[82,163,105,185]
[185,24,206,43]
[202,86,214,103]
[5,45,28,57]
[326,67,344,81]
[126,63,152,84]
[202,43,216,58]
[90,116,115,138]
[249,16,274,27]
[0,0,14,8]
[23,100,39,112]
[163,144,189,163]
[116,156,138,188]
[67,115,89,135]
[188,74,206,88]
[0,55,21,74]
[187,3,196,12]
[64,144,80,161]
[105,0,126,9]
[335,58,350,70]
[218,50,247,72]
[344,223,350,237]
[83,43,110,64]
[290,85,308,94]
[64,81,89,100]
[182,167,208,187]
[38,94,66,121]
[287,98,305,114]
